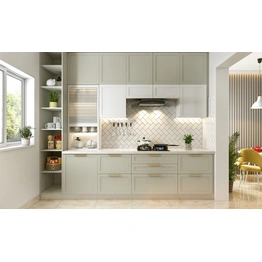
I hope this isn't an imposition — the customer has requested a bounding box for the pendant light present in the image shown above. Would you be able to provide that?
[251,58,262,109]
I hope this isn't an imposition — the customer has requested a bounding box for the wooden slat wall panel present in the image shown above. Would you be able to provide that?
[229,74,262,149]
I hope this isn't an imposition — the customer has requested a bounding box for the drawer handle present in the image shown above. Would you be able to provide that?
[108,154,121,157]
[148,174,160,177]
[74,154,87,157]
[189,154,202,157]
[108,174,120,177]
[148,164,160,167]
[189,174,202,177]
[148,154,161,157]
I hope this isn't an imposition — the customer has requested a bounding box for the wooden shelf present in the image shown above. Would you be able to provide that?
[41,65,62,75]
[41,107,62,111]
[41,86,62,91]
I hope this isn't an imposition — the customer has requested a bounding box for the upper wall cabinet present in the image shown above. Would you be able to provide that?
[68,53,99,84]
[127,53,152,84]
[153,53,180,84]
[100,53,126,84]
[179,53,207,84]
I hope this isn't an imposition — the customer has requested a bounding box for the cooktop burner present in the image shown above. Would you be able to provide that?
[137,143,179,151]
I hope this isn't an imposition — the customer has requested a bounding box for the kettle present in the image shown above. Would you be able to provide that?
[75,137,84,148]
[46,78,56,86]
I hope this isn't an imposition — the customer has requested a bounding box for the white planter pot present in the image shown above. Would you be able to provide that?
[21,138,30,146]
[185,143,192,150]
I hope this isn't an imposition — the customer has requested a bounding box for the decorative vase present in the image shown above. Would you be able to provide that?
[21,138,30,146]
[229,180,234,193]
[185,143,192,150]
[49,102,57,107]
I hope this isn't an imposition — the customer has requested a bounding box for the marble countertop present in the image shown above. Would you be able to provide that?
[63,148,215,155]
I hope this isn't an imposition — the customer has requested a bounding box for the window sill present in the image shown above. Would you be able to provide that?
[0,143,35,152]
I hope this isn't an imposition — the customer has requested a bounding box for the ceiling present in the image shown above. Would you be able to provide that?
[229,52,262,72]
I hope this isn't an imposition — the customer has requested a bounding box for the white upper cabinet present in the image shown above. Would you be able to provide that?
[153,85,180,98]
[179,53,207,84]
[127,53,152,84]
[68,53,99,84]
[176,85,207,117]
[100,53,127,84]
[100,85,126,118]
[153,53,180,84]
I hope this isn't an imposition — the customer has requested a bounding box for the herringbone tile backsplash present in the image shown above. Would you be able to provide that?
[101,100,203,149]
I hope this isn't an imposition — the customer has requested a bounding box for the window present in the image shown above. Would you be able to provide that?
[0,65,27,148]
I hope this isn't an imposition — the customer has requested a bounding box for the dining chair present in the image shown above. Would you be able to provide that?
[237,148,262,191]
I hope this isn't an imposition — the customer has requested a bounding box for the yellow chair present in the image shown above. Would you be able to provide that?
[237,148,262,191]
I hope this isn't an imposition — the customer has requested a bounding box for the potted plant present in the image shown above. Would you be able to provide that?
[49,90,59,107]
[228,131,241,192]
[19,125,33,146]
[183,134,194,150]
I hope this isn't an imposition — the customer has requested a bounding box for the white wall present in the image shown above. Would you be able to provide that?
[0,52,40,208]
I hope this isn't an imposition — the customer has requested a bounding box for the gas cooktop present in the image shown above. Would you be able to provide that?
[137,143,179,151]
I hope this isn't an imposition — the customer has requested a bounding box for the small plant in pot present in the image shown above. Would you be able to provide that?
[183,134,194,150]
[19,125,33,146]
[49,90,59,107]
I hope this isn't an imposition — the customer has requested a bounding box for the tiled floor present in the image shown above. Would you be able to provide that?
[25,177,262,209]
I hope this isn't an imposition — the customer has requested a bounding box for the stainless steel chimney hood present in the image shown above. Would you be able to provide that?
[138,99,166,107]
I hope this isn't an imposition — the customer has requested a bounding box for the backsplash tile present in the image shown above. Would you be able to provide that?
[101,100,203,149]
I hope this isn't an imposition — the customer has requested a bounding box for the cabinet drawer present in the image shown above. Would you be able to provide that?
[132,163,177,174]
[97,174,131,194]
[132,174,177,194]
[132,154,177,164]
[98,155,131,173]
[178,154,213,173]
[178,174,213,194]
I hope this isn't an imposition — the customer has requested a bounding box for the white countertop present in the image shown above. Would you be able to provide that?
[63,148,215,155]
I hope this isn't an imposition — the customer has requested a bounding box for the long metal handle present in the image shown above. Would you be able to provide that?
[108,174,121,177]
[148,163,160,167]
[148,174,160,177]
[108,154,121,157]
[189,174,202,177]
[74,154,87,157]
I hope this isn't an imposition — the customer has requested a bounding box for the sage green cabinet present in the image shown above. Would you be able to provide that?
[62,154,97,194]
[127,53,152,84]
[100,53,126,84]
[67,53,99,84]
[153,52,180,84]
[179,53,207,84]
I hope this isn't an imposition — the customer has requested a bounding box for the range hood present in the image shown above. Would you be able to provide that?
[138,99,166,107]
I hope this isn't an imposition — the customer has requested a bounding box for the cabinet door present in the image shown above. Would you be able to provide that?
[100,85,126,118]
[127,53,152,84]
[153,85,180,98]
[126,85,153,98]
[63,155,97,193]
[100,53,126,84]
[179,53,207,84]
[176,85,207,117]
[68,53,99,84]
[153,53,180,84]
[98,155,131,173]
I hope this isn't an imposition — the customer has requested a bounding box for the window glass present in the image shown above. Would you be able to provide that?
[6,75,22,143]
[0,70,3,144]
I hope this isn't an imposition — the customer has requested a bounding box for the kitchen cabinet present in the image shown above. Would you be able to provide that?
[97,154,132,194]
[179,53,207,84]
[63,154,97,193]
[100,53,126,84]
[68,53,99,84]
[176,85,207,117]
[127,53,152,84]
[177,154,213,194]
[153,52,180,84]
[131,154,177,194]
[100,85,126,118]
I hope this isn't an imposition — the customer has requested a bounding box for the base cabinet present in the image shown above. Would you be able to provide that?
[63,155,97,194]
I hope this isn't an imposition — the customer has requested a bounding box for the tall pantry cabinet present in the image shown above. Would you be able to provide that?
[39,53,68,197]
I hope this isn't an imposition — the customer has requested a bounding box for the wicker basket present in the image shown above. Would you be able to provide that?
[46,163,61,171]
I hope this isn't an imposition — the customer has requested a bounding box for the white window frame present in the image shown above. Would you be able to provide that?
[0,65,26,148]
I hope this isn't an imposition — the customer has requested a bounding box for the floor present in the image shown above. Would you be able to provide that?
[23,176,262,209]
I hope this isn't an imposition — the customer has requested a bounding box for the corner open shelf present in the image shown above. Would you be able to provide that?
[41,65,62,75]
